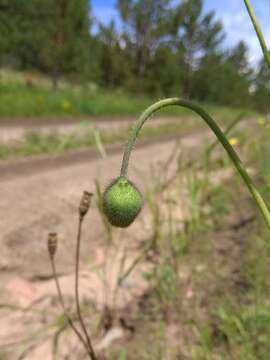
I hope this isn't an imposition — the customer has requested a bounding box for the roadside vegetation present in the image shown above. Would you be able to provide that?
[0,70,250,160]
[0,70,253,119]
[1,0,270,114]
[0,112,249,161]
[1,0,270,359]
[102,116,270,359]
[2,115,270,359]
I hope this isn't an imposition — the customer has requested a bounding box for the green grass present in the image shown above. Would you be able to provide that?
[187,122,270,359]
[5,90,270,358]
[0,69,252,118]
[0,121,200,160]
[0,108,253,160]
[2,69,269,359]
[0,70,257,160]
[103,118,270,359]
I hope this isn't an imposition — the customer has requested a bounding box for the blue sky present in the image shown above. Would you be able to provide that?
[91,0,270,65]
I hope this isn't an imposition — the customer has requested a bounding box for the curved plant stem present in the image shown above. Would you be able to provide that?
[49,255,90,355]
[243,0,270,69]
[120,98,270,230]
[206,112,245,155]
[75,216,98,360]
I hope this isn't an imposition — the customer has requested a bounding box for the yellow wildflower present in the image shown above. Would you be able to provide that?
[229,137,238,146]
[61,99,71,111]
[257,117,266,125]
[37,95,44,103]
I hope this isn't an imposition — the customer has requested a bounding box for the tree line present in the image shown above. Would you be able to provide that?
[0,0,269,111]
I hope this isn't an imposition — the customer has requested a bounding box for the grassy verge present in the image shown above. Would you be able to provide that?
[1,100,269,359]
[0,70,251,118]
[102,118,270,359]
[0,120,199,160]
[0,108,254,160]
[194,124,270,360]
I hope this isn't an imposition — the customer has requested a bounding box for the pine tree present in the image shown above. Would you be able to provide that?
[253,57,270,111]
[0,0,91,88]
[117,0,174,81]
[35,0,91,89]
[172,0,224,98]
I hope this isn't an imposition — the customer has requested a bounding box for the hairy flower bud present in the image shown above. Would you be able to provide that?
[102,176,143,228]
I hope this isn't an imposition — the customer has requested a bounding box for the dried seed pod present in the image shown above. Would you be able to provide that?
[102,176,143,228]
[48,232,58,258]
[79,191,93,218]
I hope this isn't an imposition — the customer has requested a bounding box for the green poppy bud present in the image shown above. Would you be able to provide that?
[102,176,143,228]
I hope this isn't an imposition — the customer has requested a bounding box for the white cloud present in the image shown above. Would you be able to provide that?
[220,10,267,65]
[203,0,270,66]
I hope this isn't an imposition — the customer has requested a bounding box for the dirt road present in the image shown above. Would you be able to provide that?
[0,112,259,359]
[0,128,216,359]
[0,116,182,144]
[0,130,211,278]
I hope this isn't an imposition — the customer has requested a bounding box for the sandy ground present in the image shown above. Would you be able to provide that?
[0,130,211,278]
[0,125,216,358]
[1,111,258,359]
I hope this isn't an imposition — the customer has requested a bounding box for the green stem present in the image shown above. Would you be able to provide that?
[243,0,270,69]
[120,98,270,230]
[206,112,245,155]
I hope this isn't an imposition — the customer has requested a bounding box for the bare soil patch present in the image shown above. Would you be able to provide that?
[0,127,253,359]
